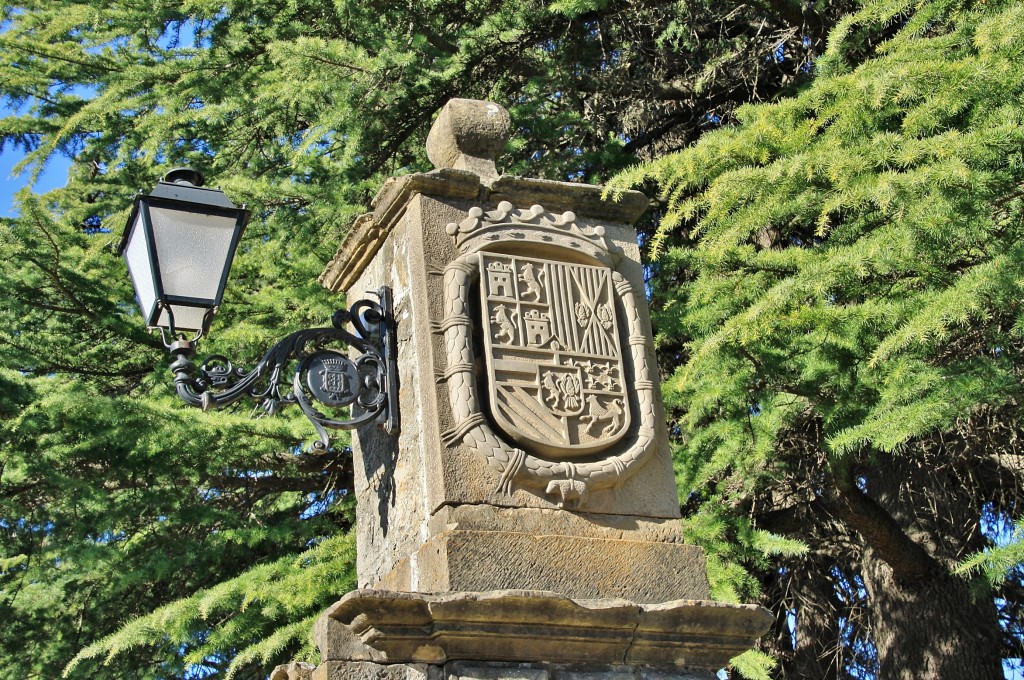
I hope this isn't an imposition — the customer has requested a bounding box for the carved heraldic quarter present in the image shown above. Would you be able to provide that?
[438,202,659,508]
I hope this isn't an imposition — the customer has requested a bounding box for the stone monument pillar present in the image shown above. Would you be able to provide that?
[310,99,770,680]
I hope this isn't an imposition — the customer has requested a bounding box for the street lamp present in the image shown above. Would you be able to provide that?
[120,167,248,337]
[119,169,399,449]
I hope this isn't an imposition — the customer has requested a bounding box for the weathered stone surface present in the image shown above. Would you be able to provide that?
[314,99,768,680]
[632,670,715,680]
[487,176,648,226]
[374,529,710,603]
[426,505,690,545]
[320,172,648,294]
[320,169,480,294]
[407,195,679,517]
[313,606,387,662]
[270,661,316,680]
[426,99,511,182]
[448,661,713,679]
[316,590,771,670]
[347,197,455,587]
[547,668,712,680]
[342,190,684,588]
[313,660,441,680]
[546,671,631,680]
[447,661,549,679]
[627,598,776,667]
[312,660,714,680]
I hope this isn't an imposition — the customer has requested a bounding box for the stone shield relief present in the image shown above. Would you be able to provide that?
[479,252,631,456]
[438,202,659,508]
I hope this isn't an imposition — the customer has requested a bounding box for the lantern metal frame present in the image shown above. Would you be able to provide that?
[118,168,251,336]
[129,196,248,332]
[167,287,400,449]
[120,169,400,446]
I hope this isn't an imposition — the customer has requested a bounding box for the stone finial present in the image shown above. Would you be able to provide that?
[426,98,510,182]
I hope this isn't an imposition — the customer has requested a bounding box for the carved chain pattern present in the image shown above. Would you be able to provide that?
[438,253,659,507]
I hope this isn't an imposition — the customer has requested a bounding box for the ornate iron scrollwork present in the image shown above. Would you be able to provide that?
[167,288,399,449]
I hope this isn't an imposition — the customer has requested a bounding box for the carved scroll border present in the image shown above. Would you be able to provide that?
[435,239,660,509]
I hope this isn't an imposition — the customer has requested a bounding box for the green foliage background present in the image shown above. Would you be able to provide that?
[609,0,1024,675]
[1,0,1021,678]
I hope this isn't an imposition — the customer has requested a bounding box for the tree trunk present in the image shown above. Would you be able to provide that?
[861,546,1003,679]
[814,449,1010,680]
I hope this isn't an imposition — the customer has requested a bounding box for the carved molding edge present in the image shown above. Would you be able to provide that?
[269,662,315,680]
[317,589,772,669]
[321,169,482,293]
[487,175,650,225]
[320,173,650,294]
[445,201,618,263]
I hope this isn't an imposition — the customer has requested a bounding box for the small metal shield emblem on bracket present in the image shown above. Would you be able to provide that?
[306,350,361,408]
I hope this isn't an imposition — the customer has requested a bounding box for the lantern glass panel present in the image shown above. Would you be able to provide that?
[123,210,160,325]
[152,303,212,332]
[150,204,240,304]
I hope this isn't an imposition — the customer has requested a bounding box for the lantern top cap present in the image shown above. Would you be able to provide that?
[164,167,205,186]
[116,170,248,256]
[146,167,240,212]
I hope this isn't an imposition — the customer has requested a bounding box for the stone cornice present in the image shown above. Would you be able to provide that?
[315,589,772,668]
[319,170,650,293]
[319,169,481,293]
[487,175,649,225]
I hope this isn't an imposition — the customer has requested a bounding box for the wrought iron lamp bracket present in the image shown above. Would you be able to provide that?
[168,287,399,450]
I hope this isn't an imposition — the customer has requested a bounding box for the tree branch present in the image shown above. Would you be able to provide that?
[821,466,942,583]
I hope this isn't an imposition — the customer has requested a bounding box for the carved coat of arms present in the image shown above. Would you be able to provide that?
[479,253,630,456]
[438,202,660,508]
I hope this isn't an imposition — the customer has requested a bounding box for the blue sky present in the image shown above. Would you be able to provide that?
[0,143,72,216]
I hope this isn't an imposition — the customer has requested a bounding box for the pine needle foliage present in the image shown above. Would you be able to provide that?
[64,533,356,680]
[0,0,852,677]
[610,0,1024,676]
[955,522,1024,585]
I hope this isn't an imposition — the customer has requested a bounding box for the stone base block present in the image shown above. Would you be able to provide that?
[314,660,439,680]
[446,661,716,679]
[314,660,715,680]
[375,530,710,603]
[316,589,771,671]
